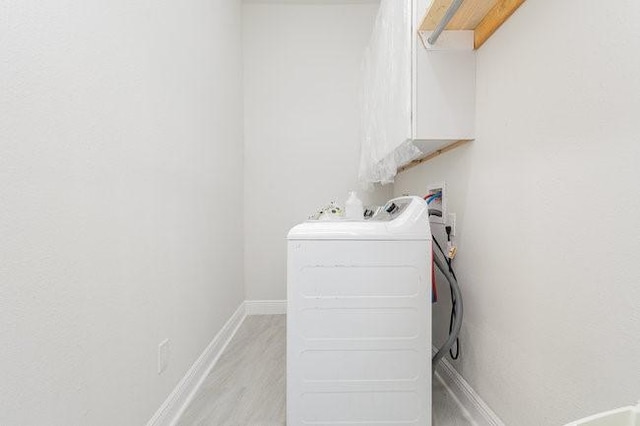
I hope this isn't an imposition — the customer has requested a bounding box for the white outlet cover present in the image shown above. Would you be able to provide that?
[447,213,456,236]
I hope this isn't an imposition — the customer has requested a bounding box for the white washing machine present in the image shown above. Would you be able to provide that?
[287,196,432,426]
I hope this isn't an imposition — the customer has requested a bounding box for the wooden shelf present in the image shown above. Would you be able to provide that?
[398,139,471,173]
[420,0,525,49]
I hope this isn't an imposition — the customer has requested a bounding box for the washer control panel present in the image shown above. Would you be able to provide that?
[368,198,414,222]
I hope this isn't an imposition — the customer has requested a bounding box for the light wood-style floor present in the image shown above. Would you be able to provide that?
[178,315,474,426]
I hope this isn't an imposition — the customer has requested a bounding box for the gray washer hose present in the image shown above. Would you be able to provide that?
[432,249,463,371]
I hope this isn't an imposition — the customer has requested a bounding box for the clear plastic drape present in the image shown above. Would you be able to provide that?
[359,0,421,186]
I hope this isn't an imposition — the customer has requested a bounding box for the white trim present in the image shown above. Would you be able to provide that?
[245,299,287,315]
[434,352,505,426]
[146,302,247,426]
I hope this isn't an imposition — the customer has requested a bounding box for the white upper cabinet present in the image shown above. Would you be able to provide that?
[359,0,476,184]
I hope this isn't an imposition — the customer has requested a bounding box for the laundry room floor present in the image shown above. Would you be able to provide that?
[177,315,474,426]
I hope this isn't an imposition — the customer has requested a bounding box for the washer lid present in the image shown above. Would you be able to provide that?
[288,196,431,240]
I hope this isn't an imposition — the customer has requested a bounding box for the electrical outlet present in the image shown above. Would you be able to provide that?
[426,181,446,224]
[158,339,170,375]
[447,213,456,236]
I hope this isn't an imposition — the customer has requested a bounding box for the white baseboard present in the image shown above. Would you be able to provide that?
[146,302,247,426]
[435,354,505,426]
[245,299,287,315]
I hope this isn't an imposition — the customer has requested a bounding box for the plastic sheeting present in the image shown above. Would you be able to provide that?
[359,0,421,186]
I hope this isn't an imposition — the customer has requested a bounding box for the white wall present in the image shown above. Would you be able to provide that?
[0,1,244,424]
[243,2,389,301]
[394,1,640,424]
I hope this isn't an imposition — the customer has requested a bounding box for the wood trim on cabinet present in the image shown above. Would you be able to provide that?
[397,140,470,174]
